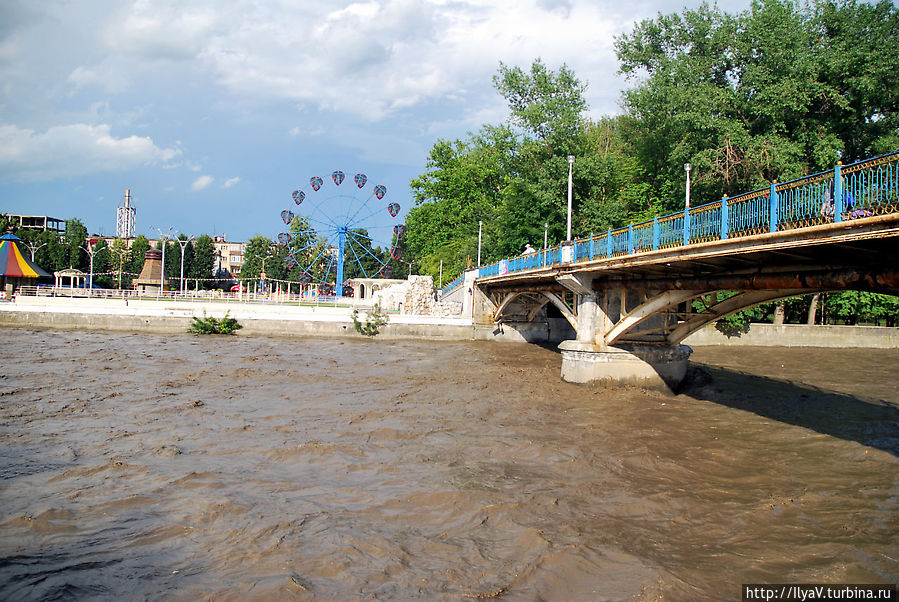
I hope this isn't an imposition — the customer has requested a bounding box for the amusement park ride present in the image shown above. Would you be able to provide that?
[278,170,404,297]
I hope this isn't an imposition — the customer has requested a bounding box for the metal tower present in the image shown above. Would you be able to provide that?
[116,188,136,238]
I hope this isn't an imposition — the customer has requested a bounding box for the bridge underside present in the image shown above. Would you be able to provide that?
[473,215,899,389]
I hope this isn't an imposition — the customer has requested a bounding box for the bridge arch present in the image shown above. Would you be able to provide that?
[604,288,837,345]
[493,291,578,331]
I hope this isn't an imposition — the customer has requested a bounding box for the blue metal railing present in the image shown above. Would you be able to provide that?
[440,150,899,295]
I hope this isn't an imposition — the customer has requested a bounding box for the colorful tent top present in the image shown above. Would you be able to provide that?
[0,233,51,278]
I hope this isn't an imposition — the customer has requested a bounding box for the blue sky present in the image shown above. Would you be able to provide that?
[0,0,746,243]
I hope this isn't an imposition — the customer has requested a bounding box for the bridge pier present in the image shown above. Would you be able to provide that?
[555,273,691,390]
[558,340,692,391]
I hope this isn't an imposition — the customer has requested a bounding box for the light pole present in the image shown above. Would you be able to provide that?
[24,240,48,262]
[108,245,129,290]
[173,233,195,295]
[81,240,104,290]
[566,155,575,241]
[477,220,483,267]
[684,163,692,209]
[544,222,549,267]
[153,227,173,294]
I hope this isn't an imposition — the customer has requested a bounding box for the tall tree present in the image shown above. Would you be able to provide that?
[128,235,151,279]
[190,234,216,287]
[615,0,899,209]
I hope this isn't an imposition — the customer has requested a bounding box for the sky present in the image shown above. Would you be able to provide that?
[0,0,748,245]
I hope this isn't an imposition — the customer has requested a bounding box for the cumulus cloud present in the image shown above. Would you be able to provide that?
[191,175,213,190]
[104,1,218,61]
[94,0,628,120]
[223,176,240,188]
[0,122,181,182]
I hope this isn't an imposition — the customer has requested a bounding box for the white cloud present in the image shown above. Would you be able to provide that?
[104,1,218,61]
[0,122,181,182]
[191,175,214,190]
[87,0,626,120]
[223,176,240,188]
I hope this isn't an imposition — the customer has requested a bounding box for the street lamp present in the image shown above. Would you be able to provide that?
[684,163,692,209]
[24,240,48,262]
[544,222,549,267]
[81,240,104,291]
[566,155,575,241]
[173,232,196,295]
[108,245,129,290]
[152,226,173,294]
[477,220,483,267]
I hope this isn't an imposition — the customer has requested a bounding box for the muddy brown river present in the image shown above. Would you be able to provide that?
[1,327,896,600]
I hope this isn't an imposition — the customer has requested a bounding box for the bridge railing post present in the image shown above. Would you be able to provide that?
[653,217,660,250]
[834,162,844,223]
[606,229,612,258]
[628,224,634,254]
[769,182,779,232]
[683,209,690,246]
[721,196,729,240]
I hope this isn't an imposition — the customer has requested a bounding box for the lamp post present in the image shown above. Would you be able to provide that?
[566,155,575,241]
[108,245,128,290]
[684,163,692,209]
[24,240,48,262]
[477,220,483,267]
[153,226,173,295]
[81,240,103,291]
[544,222,549,267]
[173,232,195,295]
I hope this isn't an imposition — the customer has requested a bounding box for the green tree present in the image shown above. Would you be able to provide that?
[89,238,111,287]
[240,235,274,281]
[614,0,899,210]
[190,234,216,288]
[108,238,131,288]
[128,235,151,279]
[493,59,587,152]
[407,124,516,281]
[50,219,88,271]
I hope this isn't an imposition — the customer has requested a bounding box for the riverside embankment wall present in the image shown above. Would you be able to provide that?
[1,296,897,347]
[0,296,477,341]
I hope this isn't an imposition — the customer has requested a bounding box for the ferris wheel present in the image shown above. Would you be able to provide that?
[277,170,404,297]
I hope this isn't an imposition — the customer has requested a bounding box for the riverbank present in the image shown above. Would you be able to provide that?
[1,295,897,347]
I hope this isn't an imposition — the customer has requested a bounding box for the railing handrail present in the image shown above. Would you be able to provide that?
[468,149,899,284]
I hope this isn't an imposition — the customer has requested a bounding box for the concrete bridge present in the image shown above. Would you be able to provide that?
[443,151,899,389]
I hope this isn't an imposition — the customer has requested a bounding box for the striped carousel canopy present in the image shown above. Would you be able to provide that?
[0,233,51,278]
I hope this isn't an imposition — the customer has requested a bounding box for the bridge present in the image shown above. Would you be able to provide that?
[442,151,899,389]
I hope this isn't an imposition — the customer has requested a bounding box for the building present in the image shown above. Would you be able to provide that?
[7,215,66,234]
[212,235,245,276]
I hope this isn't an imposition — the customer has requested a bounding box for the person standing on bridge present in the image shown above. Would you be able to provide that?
[523,243,536,255]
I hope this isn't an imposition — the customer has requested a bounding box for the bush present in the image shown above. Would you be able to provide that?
[352,303,389,337]
[188,311,243,335]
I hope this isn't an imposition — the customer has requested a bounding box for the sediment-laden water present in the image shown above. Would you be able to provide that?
[1,327,896,600]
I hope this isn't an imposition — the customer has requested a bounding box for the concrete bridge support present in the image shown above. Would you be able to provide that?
[554,274,691,390]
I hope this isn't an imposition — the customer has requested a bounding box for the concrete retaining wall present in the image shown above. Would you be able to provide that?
[683,322,899,348]
[0,296,476,341]
[2,296,897,347]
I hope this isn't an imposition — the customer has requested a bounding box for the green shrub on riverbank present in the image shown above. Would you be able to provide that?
[188,311,243,335]
[352,303,388,337]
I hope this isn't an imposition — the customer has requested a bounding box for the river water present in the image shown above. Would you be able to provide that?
[1,327,896,600]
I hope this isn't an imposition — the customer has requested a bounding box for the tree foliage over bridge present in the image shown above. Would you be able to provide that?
[404,0,899,323]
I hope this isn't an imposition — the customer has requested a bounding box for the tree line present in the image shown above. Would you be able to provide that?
[1,213,406,291]
[1,215,219,289]
[403,0,899,325]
